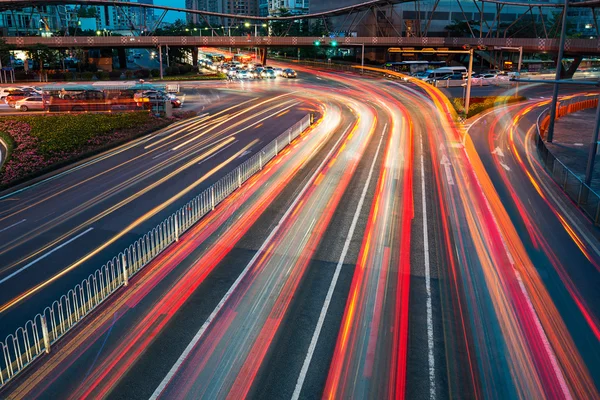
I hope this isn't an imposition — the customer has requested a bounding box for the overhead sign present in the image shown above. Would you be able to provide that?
[388,47,402,53]
[438,47,449,56]
[402,47,414,56]
[422,48,435,53]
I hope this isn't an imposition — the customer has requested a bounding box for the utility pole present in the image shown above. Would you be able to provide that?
[585,98,600,185]
[465,48,474,117]
[546,0,570,143]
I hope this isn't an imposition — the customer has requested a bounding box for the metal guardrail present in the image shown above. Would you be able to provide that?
[535,95,600,224]
[0,113,312,388]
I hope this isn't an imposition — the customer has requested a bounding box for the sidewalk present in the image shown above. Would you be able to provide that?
[546,108,600,191]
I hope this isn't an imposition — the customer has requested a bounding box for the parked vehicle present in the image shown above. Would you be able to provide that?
[0,87,20,100]
[6,89,31,107]
[281,68,297,78]
[15,96,45,112]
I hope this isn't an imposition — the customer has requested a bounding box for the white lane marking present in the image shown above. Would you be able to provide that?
[291,125,387,400]
[151,118,353,400]
[0,227,94,284]
[420,136,436,400]
[198,141,238,165]
[152,150,171,160]
[500,162,511,171]
[0,219,26,234]
[440,155,455,185]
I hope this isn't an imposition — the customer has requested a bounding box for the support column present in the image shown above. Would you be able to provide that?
[117,47,127,70]
[158,45,163,79]
[191,47,198,67]
[546,0,569,143]
[260,47,267,66]
[563,55,582,79]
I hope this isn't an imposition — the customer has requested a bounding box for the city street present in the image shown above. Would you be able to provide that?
[1,64,598,399]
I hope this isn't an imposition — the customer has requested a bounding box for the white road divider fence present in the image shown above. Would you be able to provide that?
[0,113,312,389]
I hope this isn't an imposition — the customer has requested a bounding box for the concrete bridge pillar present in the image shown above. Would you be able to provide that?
[117,48,127,70]
[191,47,198,67]
[562,55,583,79]
[259,47,267,66]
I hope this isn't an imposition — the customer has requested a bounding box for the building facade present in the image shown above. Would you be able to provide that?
[0,5,72,36]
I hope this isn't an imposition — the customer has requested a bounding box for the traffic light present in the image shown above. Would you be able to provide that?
[314,40,321,46]
[331,40,338,47]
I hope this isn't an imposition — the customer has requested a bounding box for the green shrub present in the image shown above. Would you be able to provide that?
[109,70,122,79]
[134,69,150,79]
[125,70,134,79]
[97,71,109,80]
[179,64,192,74]
[452,96,526,118]
[151,68,160,77]
[169,66,180,75]
[1,112,152,155]
[81,71,94,80]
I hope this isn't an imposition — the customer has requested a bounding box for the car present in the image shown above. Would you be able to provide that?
[0,87,20,100]
[437,74,464,81]
[167,93,182,108]
[261,69,276,79]
[480,73,497,79]
[5,89,30,107]
[127,56,135,63]
[134,90,169,108]
[19,86,42,95]
[15,96,45,112]
[281,69,297,78]
[237,70,251,79]
[13,59,24,67]
[254,67,264,78]
[133,52,142,59]
[273,68,283,76]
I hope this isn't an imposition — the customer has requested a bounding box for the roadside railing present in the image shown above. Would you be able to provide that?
[535,95,600,224]
[0,113,312,389]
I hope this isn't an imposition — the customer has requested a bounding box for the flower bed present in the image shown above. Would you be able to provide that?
[0,112,176,188]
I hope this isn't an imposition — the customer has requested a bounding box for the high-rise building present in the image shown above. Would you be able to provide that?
[0,5,71,36]
[186,0,226,26]
[269,0,309,15]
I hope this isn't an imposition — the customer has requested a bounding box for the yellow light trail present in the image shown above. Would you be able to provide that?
[0,138,258,313]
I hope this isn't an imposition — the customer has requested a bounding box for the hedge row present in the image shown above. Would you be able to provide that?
[0,112,171,188]
[452,96,527,119]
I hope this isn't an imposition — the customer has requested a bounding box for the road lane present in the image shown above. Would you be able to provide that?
[0,92,318,348]
[1,65,599,400]
[467,97,600,396]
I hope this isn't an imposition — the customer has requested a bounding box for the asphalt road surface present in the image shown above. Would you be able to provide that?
[1,66,599,400]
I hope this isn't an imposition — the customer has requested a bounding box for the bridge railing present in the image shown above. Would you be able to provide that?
[4,36,599,53]
[0,113,312,389]
[535,95,600,224]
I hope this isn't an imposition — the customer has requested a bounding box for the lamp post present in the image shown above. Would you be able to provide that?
[244,22,267,60]
[386,48,474,117]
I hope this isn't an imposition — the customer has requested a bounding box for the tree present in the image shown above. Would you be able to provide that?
[26,44,56,71]
[0,38,14,67]
[445,20,480,37]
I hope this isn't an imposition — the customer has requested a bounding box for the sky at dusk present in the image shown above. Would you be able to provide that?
[153,0,186,23]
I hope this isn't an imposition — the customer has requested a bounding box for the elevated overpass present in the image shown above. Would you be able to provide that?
[6,35,600,55]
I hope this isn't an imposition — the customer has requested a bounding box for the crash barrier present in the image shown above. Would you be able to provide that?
[535,95,600,225]
[0,113,312,388]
